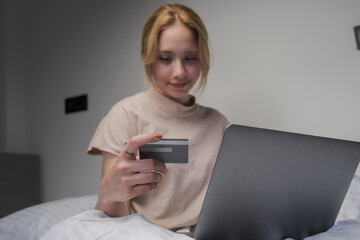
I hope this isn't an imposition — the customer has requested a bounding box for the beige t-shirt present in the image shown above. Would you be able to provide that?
[88,88,229,230]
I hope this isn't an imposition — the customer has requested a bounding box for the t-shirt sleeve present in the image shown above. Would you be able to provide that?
[87,103,136,156]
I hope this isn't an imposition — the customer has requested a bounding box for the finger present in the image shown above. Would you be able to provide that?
[114,170,162,189]
[124,133,163,156]
[131,171,163,185]
[130,183,158,198]
[132,158,167,174]
[122,151,136,160]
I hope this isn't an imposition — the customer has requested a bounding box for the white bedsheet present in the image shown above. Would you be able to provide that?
[0,195,97,240]
[39,210,191,240]
[337,175,360,221]
[303,220,360,240]
[38,210,360,240]
[1,175,360,240]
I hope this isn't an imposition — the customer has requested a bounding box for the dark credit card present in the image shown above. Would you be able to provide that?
[139,138,188,163]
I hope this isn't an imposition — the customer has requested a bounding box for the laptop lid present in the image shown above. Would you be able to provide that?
[194,124,360,240]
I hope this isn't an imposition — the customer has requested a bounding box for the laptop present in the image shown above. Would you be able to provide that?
[194,124,360,240]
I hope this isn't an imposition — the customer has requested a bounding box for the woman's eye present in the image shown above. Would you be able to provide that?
[185,56,198,62]
[159,56,172,63]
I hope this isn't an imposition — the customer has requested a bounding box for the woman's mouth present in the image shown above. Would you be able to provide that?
[169,81,188,89]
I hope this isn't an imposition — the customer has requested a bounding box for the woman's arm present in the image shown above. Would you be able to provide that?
[95,151,129,216]
[95,133,167,217]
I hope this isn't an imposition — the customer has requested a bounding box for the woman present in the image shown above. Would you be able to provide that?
[88,3,229,233]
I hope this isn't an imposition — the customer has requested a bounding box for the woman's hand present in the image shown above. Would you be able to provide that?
[95,132,167,216]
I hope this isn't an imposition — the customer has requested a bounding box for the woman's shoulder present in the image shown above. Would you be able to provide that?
[110,90,149,112]
[197,103,223,116]
[197,104,229,124]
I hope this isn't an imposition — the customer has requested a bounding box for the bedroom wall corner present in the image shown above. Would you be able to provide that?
[4,0,27,154]
[0,0,6,152]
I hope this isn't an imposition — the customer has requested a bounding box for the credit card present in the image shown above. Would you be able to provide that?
[139,138,188,163]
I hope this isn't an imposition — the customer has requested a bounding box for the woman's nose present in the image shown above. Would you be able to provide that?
[172,60,186,79]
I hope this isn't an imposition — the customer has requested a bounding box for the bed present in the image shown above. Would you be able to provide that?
[1,176,360,240]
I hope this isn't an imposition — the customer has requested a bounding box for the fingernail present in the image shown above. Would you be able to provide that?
[154,133,163,139]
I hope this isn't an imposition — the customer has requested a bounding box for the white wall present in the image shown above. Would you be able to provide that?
[197,0,360,141]
[4,0,360,201]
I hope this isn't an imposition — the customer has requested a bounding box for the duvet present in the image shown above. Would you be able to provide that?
[1,176,360,240]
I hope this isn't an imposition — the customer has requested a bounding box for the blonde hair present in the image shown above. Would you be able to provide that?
[141,4,210,93]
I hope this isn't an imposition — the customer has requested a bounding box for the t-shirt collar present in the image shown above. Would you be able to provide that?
[146,87,198,118]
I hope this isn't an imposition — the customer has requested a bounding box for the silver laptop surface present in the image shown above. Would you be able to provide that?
[194,124,360,240]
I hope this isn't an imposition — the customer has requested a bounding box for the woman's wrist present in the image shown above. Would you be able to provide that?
[95,194,129,217]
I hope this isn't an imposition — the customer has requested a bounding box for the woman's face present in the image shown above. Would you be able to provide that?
[152,21,201,104]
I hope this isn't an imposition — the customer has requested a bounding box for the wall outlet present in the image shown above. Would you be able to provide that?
[355,25,360,50]
[65,94,88,114]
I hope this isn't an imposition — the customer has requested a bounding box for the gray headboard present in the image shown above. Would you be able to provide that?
[0,153,41,218]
